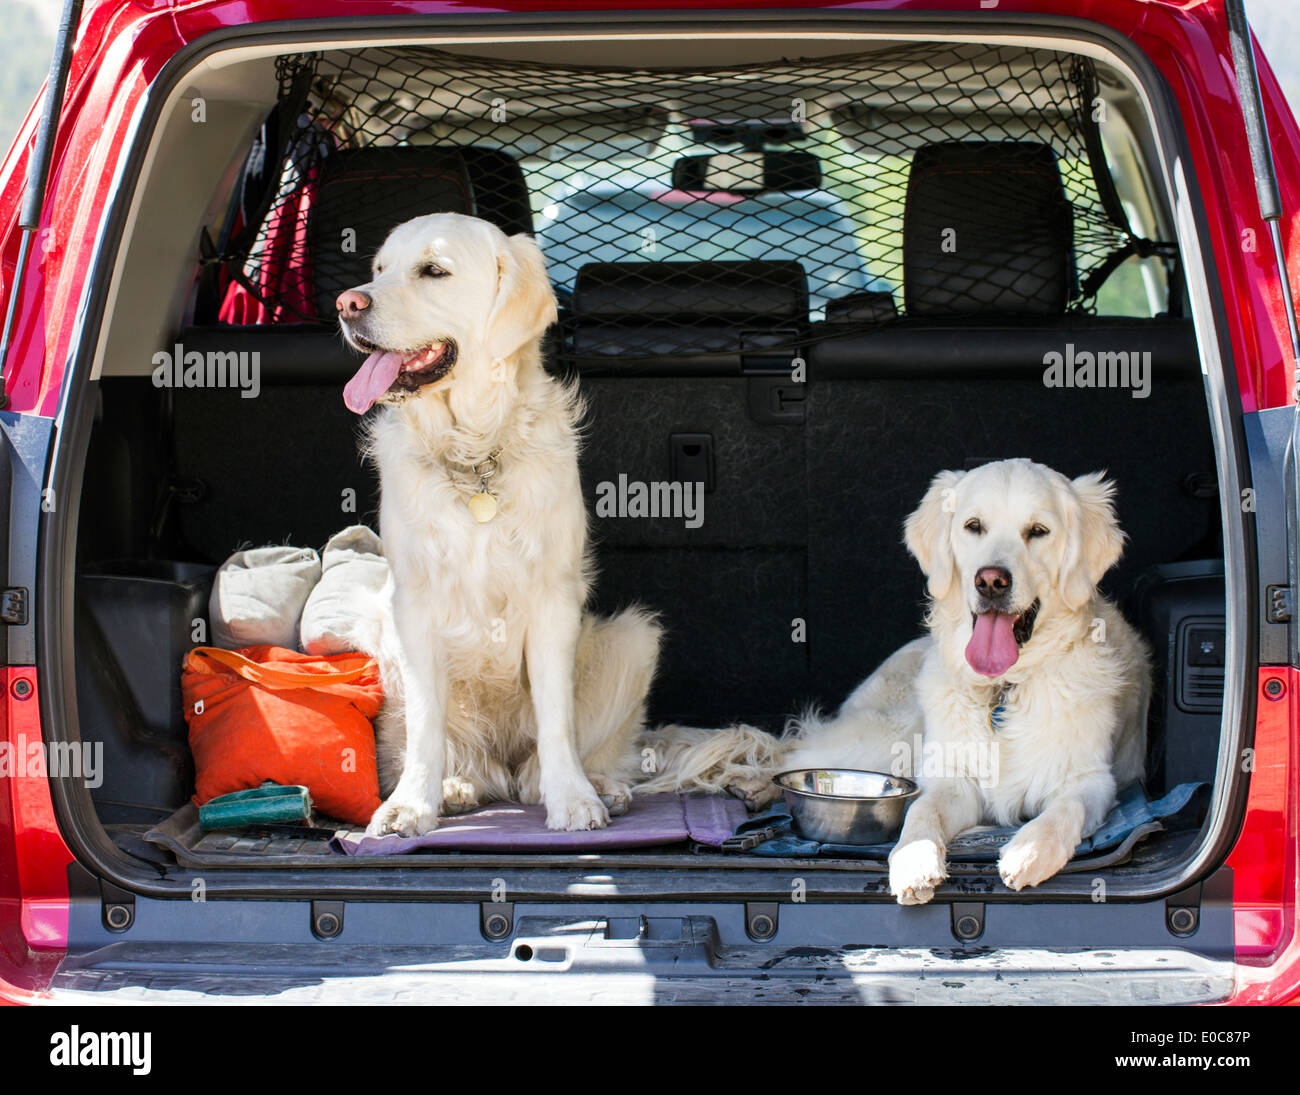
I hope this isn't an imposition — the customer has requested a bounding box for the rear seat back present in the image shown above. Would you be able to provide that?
[810,317,1199,378]
[574,259,813,727]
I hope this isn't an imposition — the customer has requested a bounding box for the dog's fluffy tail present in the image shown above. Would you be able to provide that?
[635,722,789,806]
[571,606,664,784]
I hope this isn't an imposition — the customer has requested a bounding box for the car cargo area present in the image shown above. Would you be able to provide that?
[67,33,1229,894]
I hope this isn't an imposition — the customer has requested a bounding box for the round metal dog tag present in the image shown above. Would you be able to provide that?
[468,491,498,523]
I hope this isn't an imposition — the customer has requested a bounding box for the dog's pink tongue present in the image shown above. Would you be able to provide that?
[343,351,404,414]
[966,611,1020,677]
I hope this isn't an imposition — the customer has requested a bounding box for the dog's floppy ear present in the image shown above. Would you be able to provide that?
[1059,471,1126,611]
[482,232,558,363]
[904,469,965,600]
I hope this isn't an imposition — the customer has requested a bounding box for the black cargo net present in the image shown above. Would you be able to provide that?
[212,44,1175,362]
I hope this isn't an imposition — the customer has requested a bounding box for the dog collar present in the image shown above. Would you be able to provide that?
[467,449,502,523]
[989,683,1012,732]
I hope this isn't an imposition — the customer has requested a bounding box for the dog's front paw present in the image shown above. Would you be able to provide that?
[889,839,948,905]
[588,774,632,817]
[366,792,441,838]
[998,828,1073,891]
[543,778,610,831]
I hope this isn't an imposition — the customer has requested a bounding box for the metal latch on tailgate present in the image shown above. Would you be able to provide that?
[504,916,720,970]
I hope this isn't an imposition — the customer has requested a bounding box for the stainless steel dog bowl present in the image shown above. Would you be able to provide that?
[775,768,920,845]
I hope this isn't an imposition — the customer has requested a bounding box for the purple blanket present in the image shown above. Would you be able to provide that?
[330,792,747,856]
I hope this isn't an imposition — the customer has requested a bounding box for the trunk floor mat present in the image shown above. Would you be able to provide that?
[133,792,1198,875]
[143,793,750,868]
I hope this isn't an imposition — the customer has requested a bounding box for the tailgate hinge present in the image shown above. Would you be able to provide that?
[1266,583,1293,624]
[0,587,27,625]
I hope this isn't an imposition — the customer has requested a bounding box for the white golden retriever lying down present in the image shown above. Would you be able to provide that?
[337,212,661,835]
[651,458,1151,903]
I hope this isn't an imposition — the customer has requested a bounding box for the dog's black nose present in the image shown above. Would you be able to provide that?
[975,566,1012,598]
[336,289,371,316]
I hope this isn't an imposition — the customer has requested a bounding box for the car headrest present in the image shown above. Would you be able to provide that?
[572,260,809,323]
[903,141,1074,318]
[455,146,535,238]
[307,145,533,316]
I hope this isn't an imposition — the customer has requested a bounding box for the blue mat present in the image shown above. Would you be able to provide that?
[724,781,1207,862]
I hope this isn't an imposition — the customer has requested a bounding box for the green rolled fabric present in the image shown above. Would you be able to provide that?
[198,782,313,830]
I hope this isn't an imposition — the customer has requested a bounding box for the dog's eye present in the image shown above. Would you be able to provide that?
[1026,523,1050,539]
[963,518,984,534]
[419,263,449,279]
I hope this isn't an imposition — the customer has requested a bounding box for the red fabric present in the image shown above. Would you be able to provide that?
[182,644,383,826]
[218,166,320,325]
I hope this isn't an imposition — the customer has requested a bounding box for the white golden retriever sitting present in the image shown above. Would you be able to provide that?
[657,458,1151,903]
[337,212,661,835]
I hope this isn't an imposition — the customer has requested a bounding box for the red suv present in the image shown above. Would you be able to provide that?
[1,0,1298,1006]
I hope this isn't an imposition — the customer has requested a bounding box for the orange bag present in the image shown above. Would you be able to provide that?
[182,645,384,826]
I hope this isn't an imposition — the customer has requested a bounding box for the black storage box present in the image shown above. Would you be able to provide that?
[76,561,215,823]
[1129,559,1226,794]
